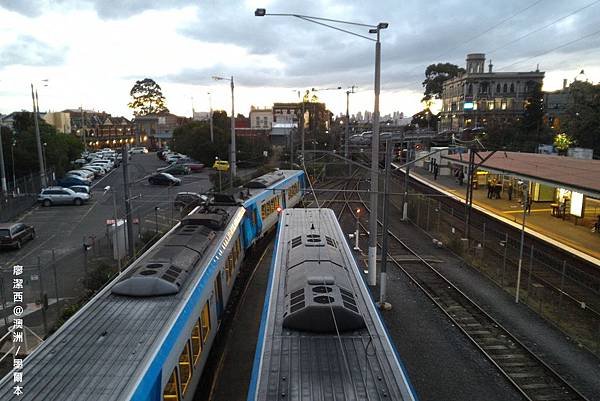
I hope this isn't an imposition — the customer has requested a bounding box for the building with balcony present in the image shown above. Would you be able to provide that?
[64,109,134,149]
[439,53,545,132]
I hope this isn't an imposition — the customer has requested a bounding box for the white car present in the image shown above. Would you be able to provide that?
[81,165,106,176]
[130,146,148,154]
[66,170,95,181]
[91,159,114,169]
[166,153,185,163]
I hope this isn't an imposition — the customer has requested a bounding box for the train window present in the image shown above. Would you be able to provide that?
[178,342,192,396]
[287,182,299,199]
[225,255,233,284]
[163,368,179,401]
[191,321,202,365]
[201,302,211,343]
[261,196,281,219]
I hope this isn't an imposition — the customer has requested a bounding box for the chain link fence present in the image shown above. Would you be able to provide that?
[0,170,55,223]
[393,183,600,356]
[0,206,180,346]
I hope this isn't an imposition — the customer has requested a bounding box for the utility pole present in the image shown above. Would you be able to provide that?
[31,84,46,187]
[122,145,135,259]
[81,106,87,152]
[229,77,236,184]
[208,92,214,143]
[402,138,410,220]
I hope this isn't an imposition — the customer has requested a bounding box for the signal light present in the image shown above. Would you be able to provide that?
[276,206,282,213]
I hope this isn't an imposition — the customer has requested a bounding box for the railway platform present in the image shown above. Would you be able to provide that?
[404,165,600,265]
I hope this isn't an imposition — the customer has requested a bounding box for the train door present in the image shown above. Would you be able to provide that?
[214,273,224,320]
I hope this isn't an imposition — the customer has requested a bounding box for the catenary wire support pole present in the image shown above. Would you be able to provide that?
[122,145,135,259]
[402,138,410,220]
[378,140,393,310]
[31,84,47,187]
[345,85,356,176]
[515,181,529,303]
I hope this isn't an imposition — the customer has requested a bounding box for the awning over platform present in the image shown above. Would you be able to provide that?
[444,151,600,198]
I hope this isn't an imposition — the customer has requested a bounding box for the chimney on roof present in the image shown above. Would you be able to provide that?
[488,60,493,73]
[563,79,568,89]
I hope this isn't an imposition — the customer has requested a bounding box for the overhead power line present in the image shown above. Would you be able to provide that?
[498,27,600,71]
[488,0,600,56]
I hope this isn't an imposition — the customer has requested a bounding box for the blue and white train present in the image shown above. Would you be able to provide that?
[248,208,419,401]
[0,169,305,401]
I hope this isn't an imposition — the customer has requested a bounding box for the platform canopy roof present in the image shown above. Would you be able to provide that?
[444,151,600,198]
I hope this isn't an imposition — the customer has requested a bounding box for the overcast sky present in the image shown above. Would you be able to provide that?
[1,0,599,119]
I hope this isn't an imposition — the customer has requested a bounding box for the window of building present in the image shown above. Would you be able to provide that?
[201,302,211,343]
[163,369,179,401]
[503,84,507,93]
[191,321,202,365]
[496,84,501,93]
[488,101,495,110]
[510,83,515,93]
[178,342,192,396]
[467,84,473,95]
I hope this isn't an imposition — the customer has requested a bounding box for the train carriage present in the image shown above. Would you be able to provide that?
[0,170,305,401]
[248,208,418,401]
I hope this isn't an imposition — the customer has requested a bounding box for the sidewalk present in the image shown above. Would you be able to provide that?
[409,166,600,264]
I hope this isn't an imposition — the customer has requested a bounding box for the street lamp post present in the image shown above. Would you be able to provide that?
[255,9,387,285]
[42,142,47,174]
[212,75,236,185]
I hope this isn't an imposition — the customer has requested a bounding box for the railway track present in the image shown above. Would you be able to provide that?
[339,181,590,401]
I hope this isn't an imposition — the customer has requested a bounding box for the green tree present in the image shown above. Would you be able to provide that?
[422,63,465,102]
[517,81,551,151]
[553,133,574,155]
[410,108,438,131]
[2,112,83,178]
[561,81,600,156]
[128,78,169,116]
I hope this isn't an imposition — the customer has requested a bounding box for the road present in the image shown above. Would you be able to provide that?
[0,153,212,269]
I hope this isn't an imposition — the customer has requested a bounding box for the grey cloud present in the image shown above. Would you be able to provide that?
[0,0,45,17]
[0,35,67,68]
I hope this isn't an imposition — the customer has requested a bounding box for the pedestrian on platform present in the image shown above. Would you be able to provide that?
[508,182,513,201]
[433,164,439,180]
[458,169,465,186]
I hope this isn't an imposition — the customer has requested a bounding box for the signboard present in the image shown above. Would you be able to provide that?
[570,191,584,218]
[464,102,474,110]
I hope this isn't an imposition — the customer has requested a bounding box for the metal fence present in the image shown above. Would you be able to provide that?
[0,170,55,223]
[0,206,179,343]
[392,182,600,356]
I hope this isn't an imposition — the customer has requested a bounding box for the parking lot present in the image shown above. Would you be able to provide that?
[0,153,212,269]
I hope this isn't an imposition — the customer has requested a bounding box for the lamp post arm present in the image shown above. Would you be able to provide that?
[295,16,375,41]
[265,13,377,28]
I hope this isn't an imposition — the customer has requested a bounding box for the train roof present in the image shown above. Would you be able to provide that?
[0,205,245,401]
[250,208,416,401]
[241,170,303,205]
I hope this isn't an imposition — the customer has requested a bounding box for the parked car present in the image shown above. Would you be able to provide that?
[38,187,90,206]
[90,159,113,170]
[0,223,35,249]
[148,173,181,186]
[130,146,148,154]
[157,164,191,175]
[66,169,95,181]
[79,166,104,178]
[70,185,92,198]
[213,160,230,171]
[181,162,204,172]
[56,176,92,187]
[157,149,170,160]
[174,192,208,211]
